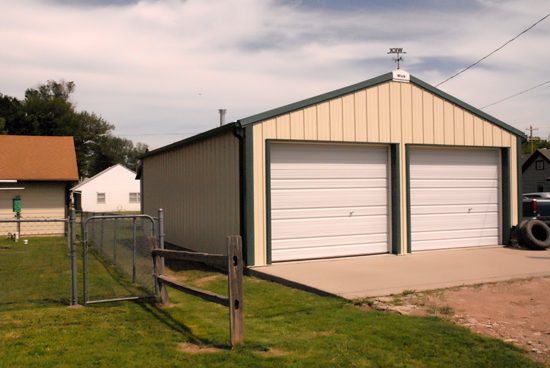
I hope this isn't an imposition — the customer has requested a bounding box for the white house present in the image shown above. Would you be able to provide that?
[71,164,140,212]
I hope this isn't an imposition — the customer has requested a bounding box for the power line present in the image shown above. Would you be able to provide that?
[436,12,550,87]
[479,80,550,109]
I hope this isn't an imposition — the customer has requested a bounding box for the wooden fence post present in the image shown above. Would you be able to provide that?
[228,236,244,346]
[150,236,170,306]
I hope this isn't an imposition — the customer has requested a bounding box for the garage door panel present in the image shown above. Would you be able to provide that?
[272,188,387,209]
[411,179,499,189]
[272,215,388,240]
[412,228,498,242]
[410,147,500,251]
[412,236,498,251]
[272,166,387,180]
[271,143,389,261]
[273,233,388,250]
[272,144,388,163]
[272,206,387,220]
[411,204,498,215]
[410,188,499,206]
[411,148,498,165]
[411,166,498,180]
[271,178,387,190]
[273,242,388,262]
[412,212,499,232]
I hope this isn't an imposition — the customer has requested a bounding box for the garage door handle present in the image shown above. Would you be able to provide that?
[350,211,354,216]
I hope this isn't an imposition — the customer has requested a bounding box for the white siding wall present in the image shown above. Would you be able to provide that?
[75,165,140,212]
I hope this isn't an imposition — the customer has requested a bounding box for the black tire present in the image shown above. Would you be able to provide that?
[519,219,550,250]
[516,220,529,247]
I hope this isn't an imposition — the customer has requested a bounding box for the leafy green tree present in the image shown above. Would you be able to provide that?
[0,80,147,177]
[522,138,550,154]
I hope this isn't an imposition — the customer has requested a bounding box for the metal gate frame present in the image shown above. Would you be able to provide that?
[79,210,164,305]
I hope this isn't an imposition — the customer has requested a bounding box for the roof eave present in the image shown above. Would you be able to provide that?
[409,75,526,138]
[237,72,394,127]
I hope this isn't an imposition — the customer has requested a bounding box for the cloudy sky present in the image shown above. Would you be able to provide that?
[1,0,550,149]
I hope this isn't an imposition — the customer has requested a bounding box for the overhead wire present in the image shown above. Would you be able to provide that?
[436,12,550,87]
[479,80,550,109]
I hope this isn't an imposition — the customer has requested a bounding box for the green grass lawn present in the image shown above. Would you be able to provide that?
[0,237,543,367]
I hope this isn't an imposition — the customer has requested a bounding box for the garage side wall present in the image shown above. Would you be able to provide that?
[142,131,240,255]
[0,181,67,235]
[252,81,519,266]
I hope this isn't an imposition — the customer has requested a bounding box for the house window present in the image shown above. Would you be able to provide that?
[536,160,544,170]
[129,193,140,203]
[97,193,106,204]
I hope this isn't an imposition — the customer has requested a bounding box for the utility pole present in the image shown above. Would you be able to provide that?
[526,125,539,154]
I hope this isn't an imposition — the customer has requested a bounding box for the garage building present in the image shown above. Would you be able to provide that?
[140,70,525,267]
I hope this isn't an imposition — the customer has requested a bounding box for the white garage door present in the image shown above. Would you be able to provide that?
[410,147,500,251]
[270,143,389,262]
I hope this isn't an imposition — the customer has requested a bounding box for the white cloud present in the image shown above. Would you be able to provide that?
[1,0,550,148]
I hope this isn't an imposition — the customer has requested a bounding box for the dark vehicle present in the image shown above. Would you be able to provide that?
[518,193,550,250]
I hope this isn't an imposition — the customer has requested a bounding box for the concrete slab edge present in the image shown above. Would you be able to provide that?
[245,267,341,299]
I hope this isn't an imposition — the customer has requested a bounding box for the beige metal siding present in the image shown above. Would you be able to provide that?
[251,81,520,266]
[142,131,240,255]
[0,182,66,235]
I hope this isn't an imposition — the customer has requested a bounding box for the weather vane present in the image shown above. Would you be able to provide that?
[388,48,406,69]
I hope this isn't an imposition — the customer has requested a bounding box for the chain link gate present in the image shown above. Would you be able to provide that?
[80,212,162,305]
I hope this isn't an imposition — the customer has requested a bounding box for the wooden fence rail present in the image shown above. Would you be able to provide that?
[150,236,244,346]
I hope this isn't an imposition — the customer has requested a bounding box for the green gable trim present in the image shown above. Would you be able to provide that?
[501,147,511,245]
[236,71,525,140]
[409,76,525,138]
[237,72,393,127]
[141,123,237,159]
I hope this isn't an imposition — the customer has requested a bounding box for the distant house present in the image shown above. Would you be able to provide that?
[0,135,79,235]
[71,164,140,212]
[522,149,550,193]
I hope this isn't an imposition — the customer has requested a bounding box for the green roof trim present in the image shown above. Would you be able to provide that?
[237,72,393,127]
[237,71,526,139]
[140,122,237,159]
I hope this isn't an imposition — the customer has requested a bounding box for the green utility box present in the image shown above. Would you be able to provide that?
[12,196,21,213]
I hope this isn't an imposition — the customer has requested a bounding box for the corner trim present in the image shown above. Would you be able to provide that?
[391,144,401,254]
[501,147,511,245]
[244,127,256,267]
[405,144,412,254]
[265,140,272,265]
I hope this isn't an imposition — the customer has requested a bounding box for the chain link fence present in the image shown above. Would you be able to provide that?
[81,212,159,304]
[0,216,67,237]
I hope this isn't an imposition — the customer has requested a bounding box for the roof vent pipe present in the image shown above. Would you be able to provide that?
[219,109,227,126]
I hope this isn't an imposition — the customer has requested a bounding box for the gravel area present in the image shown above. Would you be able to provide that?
[361,276,550,366]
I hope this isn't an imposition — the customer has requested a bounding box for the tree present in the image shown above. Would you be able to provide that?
[88,135,148,175]
[0,80,148,177]
[522,138,550,154]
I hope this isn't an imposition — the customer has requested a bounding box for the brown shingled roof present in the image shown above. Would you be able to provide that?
[0,135,79,181]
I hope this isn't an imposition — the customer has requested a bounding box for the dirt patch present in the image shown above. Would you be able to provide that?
[176,343,226,354]
[361,276,550,366]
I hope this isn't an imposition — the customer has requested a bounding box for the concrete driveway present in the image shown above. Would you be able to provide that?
[248,246,550,299]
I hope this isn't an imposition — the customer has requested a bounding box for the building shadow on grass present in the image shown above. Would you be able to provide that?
[134,300,231,350]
